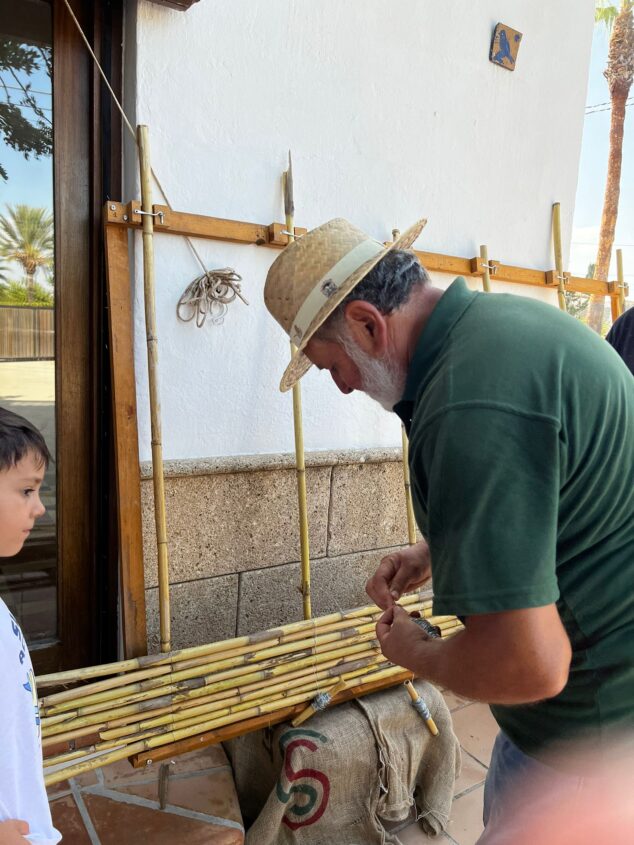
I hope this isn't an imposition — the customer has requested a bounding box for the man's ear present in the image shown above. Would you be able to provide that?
[343,300,389,357]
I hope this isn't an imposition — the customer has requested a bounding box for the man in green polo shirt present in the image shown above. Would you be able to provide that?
[263,218,634,842]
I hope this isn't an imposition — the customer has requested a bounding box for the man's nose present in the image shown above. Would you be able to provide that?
[331,371,353,395]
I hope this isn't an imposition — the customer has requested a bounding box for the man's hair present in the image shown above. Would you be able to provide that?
[0,406,51,472]
[316,249,430,338]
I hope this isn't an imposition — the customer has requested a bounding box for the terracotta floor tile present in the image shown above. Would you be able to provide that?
[48,794,92,844]
[450,704,499,767]
[442,690,472,712]
[454,750,488,797]
[398,821,450,843]
[446,786,485,845]
[99,745,230,788]
[166,768,243,823]
[73,769,99,788]
[46,779,72,801]
[100,756,148,786]
[82,793,243,845]
[171,745,229,773]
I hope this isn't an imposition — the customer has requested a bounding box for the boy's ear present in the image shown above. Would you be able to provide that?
[343,300,389,357]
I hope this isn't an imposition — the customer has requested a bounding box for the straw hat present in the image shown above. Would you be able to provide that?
[264,217,427,392]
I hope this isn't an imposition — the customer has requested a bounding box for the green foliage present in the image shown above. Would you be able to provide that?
[0,39,52,181]
[0,204,53,288]
[0,278,53,307]
[595,1,634,32]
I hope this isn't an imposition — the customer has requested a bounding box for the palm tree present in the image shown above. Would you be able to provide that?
[587,1,634,333]
[0,204,53,301]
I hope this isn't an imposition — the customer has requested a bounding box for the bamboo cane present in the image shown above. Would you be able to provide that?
[480,244,492,293]
[42,653,387,745]
[401,426,417,546]
[284,151,312,620]
[616,248,626,316]
[40,638,384,720]
[39,604,446,724]
[41,618,461,751]
[102,669,357,741]
[37,592,431,688]
[291,679,348,727]
[42,626,379,714]
[137,124,171,653]
[44,663,409,786]
[42,653,388,748]
[551,203,568,313]
[404,680,439,736]
[40,608,445,723]
[39,602,440,726]
[40,617,381,707]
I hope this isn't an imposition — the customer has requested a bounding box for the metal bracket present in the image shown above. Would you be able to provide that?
[545,270,570,287]
[134,208,165,224]
[470,256,499,276]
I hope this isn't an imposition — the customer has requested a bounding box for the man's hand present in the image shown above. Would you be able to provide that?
[366,541,431,609]
[0,820,30,845]
[375,605,431,670]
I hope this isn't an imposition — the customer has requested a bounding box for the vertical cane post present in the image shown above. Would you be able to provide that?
[480,244,491,293]
[137,125,171,653]
[284,153,312,620]
[551,203,568,313]
[392,228,418,547]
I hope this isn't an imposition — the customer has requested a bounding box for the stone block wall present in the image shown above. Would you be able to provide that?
[141,449,418,651]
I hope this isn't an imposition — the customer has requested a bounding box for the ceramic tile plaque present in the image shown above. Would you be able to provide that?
[490,23,523,71]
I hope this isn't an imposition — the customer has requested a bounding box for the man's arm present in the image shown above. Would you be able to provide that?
[377,603,571,704]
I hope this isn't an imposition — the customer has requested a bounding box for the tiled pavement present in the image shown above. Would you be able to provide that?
[47,746,245,844]
[48,693,497,844]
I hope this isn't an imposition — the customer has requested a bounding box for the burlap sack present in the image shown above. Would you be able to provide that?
[225,681,460,845]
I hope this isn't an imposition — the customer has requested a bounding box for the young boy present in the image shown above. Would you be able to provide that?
[0,407,60,844]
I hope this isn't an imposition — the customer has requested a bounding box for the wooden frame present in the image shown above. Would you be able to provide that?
[105,196,628,660]
[104,225,147,657]
[24,0,124,673]
[105,201,627,300]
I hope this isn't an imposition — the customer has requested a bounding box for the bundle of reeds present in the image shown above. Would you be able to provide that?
[38,592,462,786]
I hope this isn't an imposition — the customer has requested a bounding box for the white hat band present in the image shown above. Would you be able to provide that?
[290,238,385,345]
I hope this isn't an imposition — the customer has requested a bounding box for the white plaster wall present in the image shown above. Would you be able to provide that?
[125,0,594,461]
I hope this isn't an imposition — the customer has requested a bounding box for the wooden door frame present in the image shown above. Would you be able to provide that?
[30,0,124,673]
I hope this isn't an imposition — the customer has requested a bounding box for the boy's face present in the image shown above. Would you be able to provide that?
[0,451,46,557]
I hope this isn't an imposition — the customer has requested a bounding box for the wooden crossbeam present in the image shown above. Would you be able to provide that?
[104,201,627,300]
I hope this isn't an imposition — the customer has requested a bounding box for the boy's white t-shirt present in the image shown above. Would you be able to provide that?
[0,598,61,844]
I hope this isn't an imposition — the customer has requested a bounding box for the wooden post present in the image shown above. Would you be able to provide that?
[137,125,171,653]
[284,153,312,620]
[104,223,147,657]
[480,244,492,292]
[551,203,568,313]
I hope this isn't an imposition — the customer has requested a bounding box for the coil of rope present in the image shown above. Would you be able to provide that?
[177,268,248,327]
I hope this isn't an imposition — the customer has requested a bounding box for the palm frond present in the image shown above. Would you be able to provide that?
[595,3,619,31]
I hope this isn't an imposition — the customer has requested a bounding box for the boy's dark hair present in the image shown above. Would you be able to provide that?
[0,406,52,472]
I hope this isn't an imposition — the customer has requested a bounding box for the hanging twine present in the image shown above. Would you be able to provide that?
[176,268,248,327]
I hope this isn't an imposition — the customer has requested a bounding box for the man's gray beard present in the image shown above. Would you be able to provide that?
[337,329,407,412]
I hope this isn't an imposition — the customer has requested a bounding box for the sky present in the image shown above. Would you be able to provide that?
[1,20,632,285]
[570,25,634,283]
